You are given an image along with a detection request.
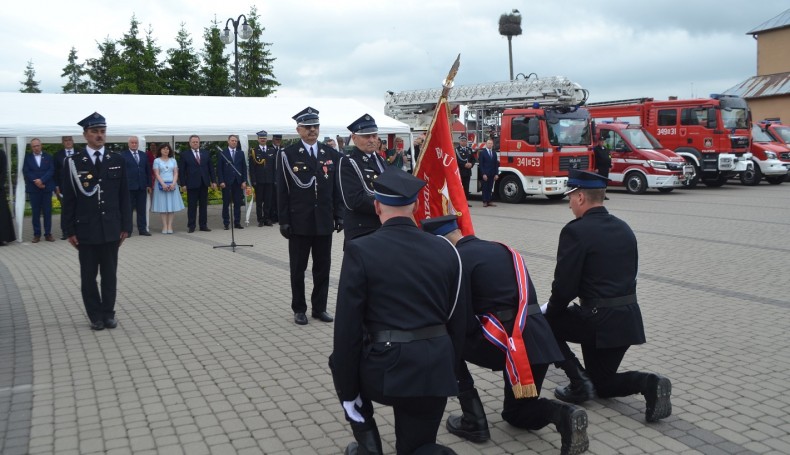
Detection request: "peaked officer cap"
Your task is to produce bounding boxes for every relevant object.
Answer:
[347,114,378,135]
[293,107,320,126]
[420,215,459,236]
[564,169,608,194]
[372,168,426,206]
[256,130,268,137]
[78,112,106,130]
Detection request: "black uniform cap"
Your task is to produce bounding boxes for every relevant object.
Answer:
[564,169,608,194]
[420,215,459,236]
[272,134,283,140]
[78,112,106,130]
[256,130,268,137]
[372,168,426,206]
[347,114,378,135]
[293,107,320,126]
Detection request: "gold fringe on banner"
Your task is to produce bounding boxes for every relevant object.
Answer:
[512,383,538,399]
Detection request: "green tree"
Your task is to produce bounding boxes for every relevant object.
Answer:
[200,18,231,97]
[238,6,279,97]
[113,15,164,94]
[61,47,90,94]
[163,24,202,95]
[86,37,121,93]
[20,60,42,93]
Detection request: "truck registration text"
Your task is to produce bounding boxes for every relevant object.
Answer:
[656,127,677,135]
[517,157,541,168]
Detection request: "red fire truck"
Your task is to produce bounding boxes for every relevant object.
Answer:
[587,95,753,188]
[742,123,788,185]
[385,76,594,202]
[594,121,693,194]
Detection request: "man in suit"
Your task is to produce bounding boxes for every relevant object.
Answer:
[337,114,387,241]
[180,135,216,232]
[277,107,343,325]
[455,136,476,205]
[478,139,499,207]
[22,138,56,242]
[61,112,132,331]
[249,130,278,227]
[54,136,79,239]
[545,170,672,423]
[330,169,465,455]
[121,136,152,236]
[218,134,247,230]
[422,215,589,455]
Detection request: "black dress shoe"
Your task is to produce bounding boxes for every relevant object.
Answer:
[264,219,273,226]
[90,320,105,331]
[224,225,230,230]
[294,312,308,325]
[258,221,264,227]
[312,311,334,323]
[235,224,244,229]
[60,234,67,240]
[643,374,672,422]
[554,376,596,404]
[140,231,152,236]
[104,318,118,329]
[199,227,212,232]
[188,227,196,233]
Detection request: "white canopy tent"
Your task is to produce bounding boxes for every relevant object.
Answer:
[0,92,411,241]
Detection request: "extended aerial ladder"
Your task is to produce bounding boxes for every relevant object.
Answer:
[385,75,590,132]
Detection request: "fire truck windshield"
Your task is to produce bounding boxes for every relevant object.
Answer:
[752,125,774,142]
[548,119,590,146]
[721,108,748,129]
[773,126,790,144]
[644,130,664,149]
[621,128,654,149]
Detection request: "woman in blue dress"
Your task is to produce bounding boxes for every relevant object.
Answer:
[151,144,184,234]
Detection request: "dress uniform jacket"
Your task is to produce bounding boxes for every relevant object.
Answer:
[546,206,646,348]
[249,145,278,185]
[277,142,343,236]
[337,147,386,239]
[61,151,132,243]
[455,145,476,177]
[332,217,465,402]
[456,236,563,370]
[54,148,80,191]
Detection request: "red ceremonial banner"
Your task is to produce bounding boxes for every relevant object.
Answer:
[413,99,475,236]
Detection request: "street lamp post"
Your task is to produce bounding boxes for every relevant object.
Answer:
[498,9,522,81]
[220,14,253,96]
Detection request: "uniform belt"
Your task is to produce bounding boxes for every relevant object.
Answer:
[369,324,447,343]
[579,294,637,309]
[493,304,541,322]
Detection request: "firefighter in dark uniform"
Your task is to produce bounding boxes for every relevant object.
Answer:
[249,130,278,227]
[593,134,612,200]
[277,107,343,326]
[61,112,132,331]
[545,169,672,423]
[330,169,465,455]
[337,114,387,241]
[269,134,283,223]
[422,215,589,455]
[455,136,476,205]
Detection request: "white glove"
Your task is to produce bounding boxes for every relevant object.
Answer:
[342,395,365,423]
[540,302,549,314]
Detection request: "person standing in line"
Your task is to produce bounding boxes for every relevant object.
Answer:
[22,138,56,243]
[54,136,78,239]
[330,169,465,455]
[180,135,215,233]
[455,135,476,206]
[386,137,411,172]
[593,134,612,200]
[337,114,386,242]
[249,130,277,227]
[0,147,16,245]
[218,134,247,230]
[422,215,589,455]
[545,169,672,423]
[478,139,499,207]
[121,136,152,236]
[61,112,132,331]
[151,144,184,234]
[269,134,283,224]
[277,107,343,326]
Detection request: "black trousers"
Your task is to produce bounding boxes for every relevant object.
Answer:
[253,182,274,222]
[288,234,332,314]
[221,183,243,226]
[460,171,471,198]
[28,191,52,236]
[263,183,275,222]
[457,357,553,431]
[549,310,644,398]
[187,184,209,229]
[353,389,447,455]
[128,188,148,232]
[78,241,120,323]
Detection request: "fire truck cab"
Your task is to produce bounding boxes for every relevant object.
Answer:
[594,122,693,194]
[742,123,789,185]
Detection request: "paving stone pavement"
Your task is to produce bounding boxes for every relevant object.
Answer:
[1,181,789,455]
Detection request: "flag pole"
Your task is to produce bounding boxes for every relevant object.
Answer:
[414,54,460,174]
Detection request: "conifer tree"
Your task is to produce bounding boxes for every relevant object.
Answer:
[238,6,279,97]
[200,18,231,97]
[20,60,42,93]
[163,24,202,95]
[61,47,90,94]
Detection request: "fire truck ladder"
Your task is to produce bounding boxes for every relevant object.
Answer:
[385,76,590,124]
[586,97,653,107]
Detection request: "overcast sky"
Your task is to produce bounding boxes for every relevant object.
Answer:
[1,0,787,111]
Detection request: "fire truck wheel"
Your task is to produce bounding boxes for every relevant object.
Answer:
[739,165,761,186]
[498,175,525,203]
[624,172,648,194]
[765,175,785,185]
[681,164,700,189]
[657,188,674,193]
